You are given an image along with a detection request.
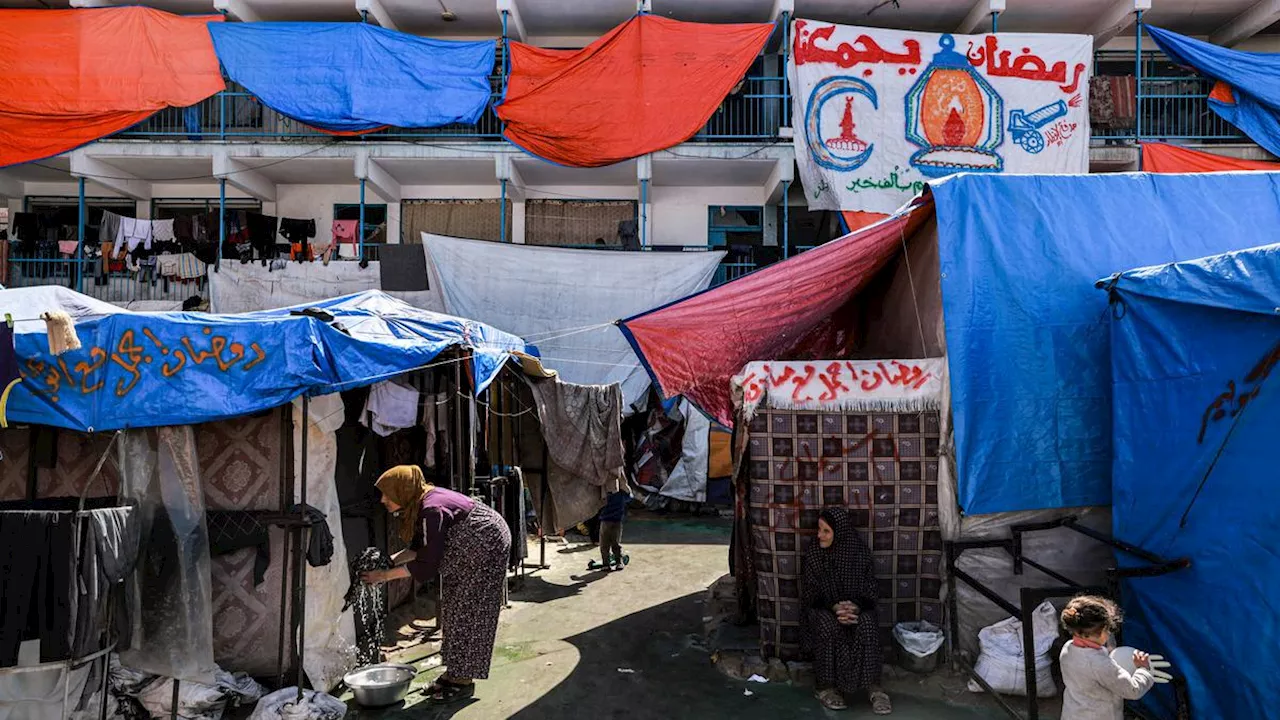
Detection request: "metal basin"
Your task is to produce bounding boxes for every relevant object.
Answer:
[344,663,416,707]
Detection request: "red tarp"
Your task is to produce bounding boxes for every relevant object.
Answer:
[1142,141,1280,173]
[496,15,773,168]
[620,201,933,426]
[0,8,224,168]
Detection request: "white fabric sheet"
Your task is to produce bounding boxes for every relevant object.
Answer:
[208,261,441,314]
[292,395,358,692]
[422,232,724,408]
[361,381,419,437]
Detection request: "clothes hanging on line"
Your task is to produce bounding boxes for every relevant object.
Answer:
[73,506,140,657]
[280,218,316,262]
[116,216,152,253]
[207,505,333,587]
[151,218,175,244]
[362,381,420,437]
[0,510,74,667]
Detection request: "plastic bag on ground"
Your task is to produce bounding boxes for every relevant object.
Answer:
[248,688,347,720]
[110,655,265,720]
[894,620,946,658]
[967,600,1059,697]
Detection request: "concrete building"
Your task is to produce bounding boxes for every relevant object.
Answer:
[1,0,1279,305]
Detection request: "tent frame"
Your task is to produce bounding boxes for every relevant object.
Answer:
[946,517,1192,720]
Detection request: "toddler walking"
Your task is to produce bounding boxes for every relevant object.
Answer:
[1058,596,1155,720]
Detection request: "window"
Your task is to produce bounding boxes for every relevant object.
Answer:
[708,206,775,285]
[525,200,636,247]
[334,203,388,244]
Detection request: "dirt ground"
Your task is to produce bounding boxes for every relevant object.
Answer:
[346,514,1021,720]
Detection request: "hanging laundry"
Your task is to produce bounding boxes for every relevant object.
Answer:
[0,8,225,168]
[206,23,494,133]
[497,15,773,167]
[151,218,176,244]
[280,218,316,262]
[245,212,279,261]
[0,511,75,666]
[116,216,152,254]
[329,220,360,261]
[362,381,420,437]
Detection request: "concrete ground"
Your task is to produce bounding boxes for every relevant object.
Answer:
[349,514,1009,720]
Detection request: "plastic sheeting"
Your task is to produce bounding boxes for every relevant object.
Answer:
[3,287,531,431]
[1106,243,1280,720]
[0,664,90,720]
[423,232,722,408]
[207,23,494,133]
[207,261,441,314]
[929,172,1280,513]
[496,15,773,167]
[1146,26,1280,157]
[620,205,931,426]
[118,425,216,683]
[292,395,357,691]
[1142,141,1280,173]
[0,8,224,168]
[657,400,711,503]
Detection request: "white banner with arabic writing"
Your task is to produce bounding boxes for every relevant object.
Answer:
[789,20,1091,213]
[732,358,945,418]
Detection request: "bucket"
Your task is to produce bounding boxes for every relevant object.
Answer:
[893,621,945,674]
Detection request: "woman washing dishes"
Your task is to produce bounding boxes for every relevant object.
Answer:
[802,507,892,714]
[360,466,512,703]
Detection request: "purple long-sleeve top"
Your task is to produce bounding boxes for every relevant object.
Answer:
[405,487,475,582]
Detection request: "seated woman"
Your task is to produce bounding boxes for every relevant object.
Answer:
[801,507,892,714]
[360,466,512,703]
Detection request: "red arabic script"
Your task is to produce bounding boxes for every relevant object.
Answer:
[794,20,922,68]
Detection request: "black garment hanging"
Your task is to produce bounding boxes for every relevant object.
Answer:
[0,511,75,666]
[73,507,140,657]
[344,547,392,666]
[245,212,280,262]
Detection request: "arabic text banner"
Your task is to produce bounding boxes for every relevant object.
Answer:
[789,20,1091,213]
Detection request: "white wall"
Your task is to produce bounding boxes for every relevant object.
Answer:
[650,186,769,247]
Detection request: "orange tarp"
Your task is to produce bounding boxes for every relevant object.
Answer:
[496,15,773,168]
[0,8,224,168]
[1142,142,1280,173]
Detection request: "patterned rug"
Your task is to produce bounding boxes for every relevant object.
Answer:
[745,409,943,660]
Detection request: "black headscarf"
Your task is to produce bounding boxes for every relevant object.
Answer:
[802,507,878,612]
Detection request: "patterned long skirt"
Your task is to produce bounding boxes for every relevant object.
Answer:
[440,502,512,679]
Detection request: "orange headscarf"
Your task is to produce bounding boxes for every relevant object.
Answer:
[375,465,430,542]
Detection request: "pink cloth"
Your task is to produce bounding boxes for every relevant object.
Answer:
[58,241,79,256]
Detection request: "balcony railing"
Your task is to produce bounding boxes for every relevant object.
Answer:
[7,255,207,305]
[116,70,792,143]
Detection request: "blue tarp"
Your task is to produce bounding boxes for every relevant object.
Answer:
[930,172,1280,513]
[4,288,533,432]
[1145,26,1280,157]
[1104,244,1280,720]
[207,23,494,132]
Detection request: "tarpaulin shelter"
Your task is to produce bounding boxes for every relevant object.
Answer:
[5,287,533,432]
[421,233,724,503]
[207,23,495,133]
[0,7,225,168]
[1104,244,1280,720]
[1143,141,1280,173]
[1146,25,1280,157]
[496,14,773,167]
[623,171,1280,652]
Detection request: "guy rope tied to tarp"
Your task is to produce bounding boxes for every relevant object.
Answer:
[207,23,495,133]
[0,7,225,168]
[496,15,774,167]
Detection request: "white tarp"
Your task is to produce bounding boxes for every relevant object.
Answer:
[207,262,440,314]
[790,20,1091,213]
[422,233,724,408]
[292,395,357,692]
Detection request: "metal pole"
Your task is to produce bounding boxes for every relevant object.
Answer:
[76,178,85,293]
[359,178,366,261]
[295,395,310,700]
[639,178,648,247]
[1135,11,1144,160]
[217,179,226,272]
[782,179,790,259]
[991,11,999,33]
[500,179,508,242]
[780,10,790,129]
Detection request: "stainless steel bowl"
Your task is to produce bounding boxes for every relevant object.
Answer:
[344,663,416,707]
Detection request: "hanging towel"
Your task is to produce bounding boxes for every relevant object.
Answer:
[151,218,175,244]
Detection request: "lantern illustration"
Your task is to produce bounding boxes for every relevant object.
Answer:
[905,34,1004,177]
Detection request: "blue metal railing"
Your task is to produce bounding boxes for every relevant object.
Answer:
[117,68,792,143]
[7,254,208,304]
[1093,49,1246,143]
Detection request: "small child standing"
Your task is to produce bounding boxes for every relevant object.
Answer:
[1058,596,1155,720]
[596,490,631,571]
